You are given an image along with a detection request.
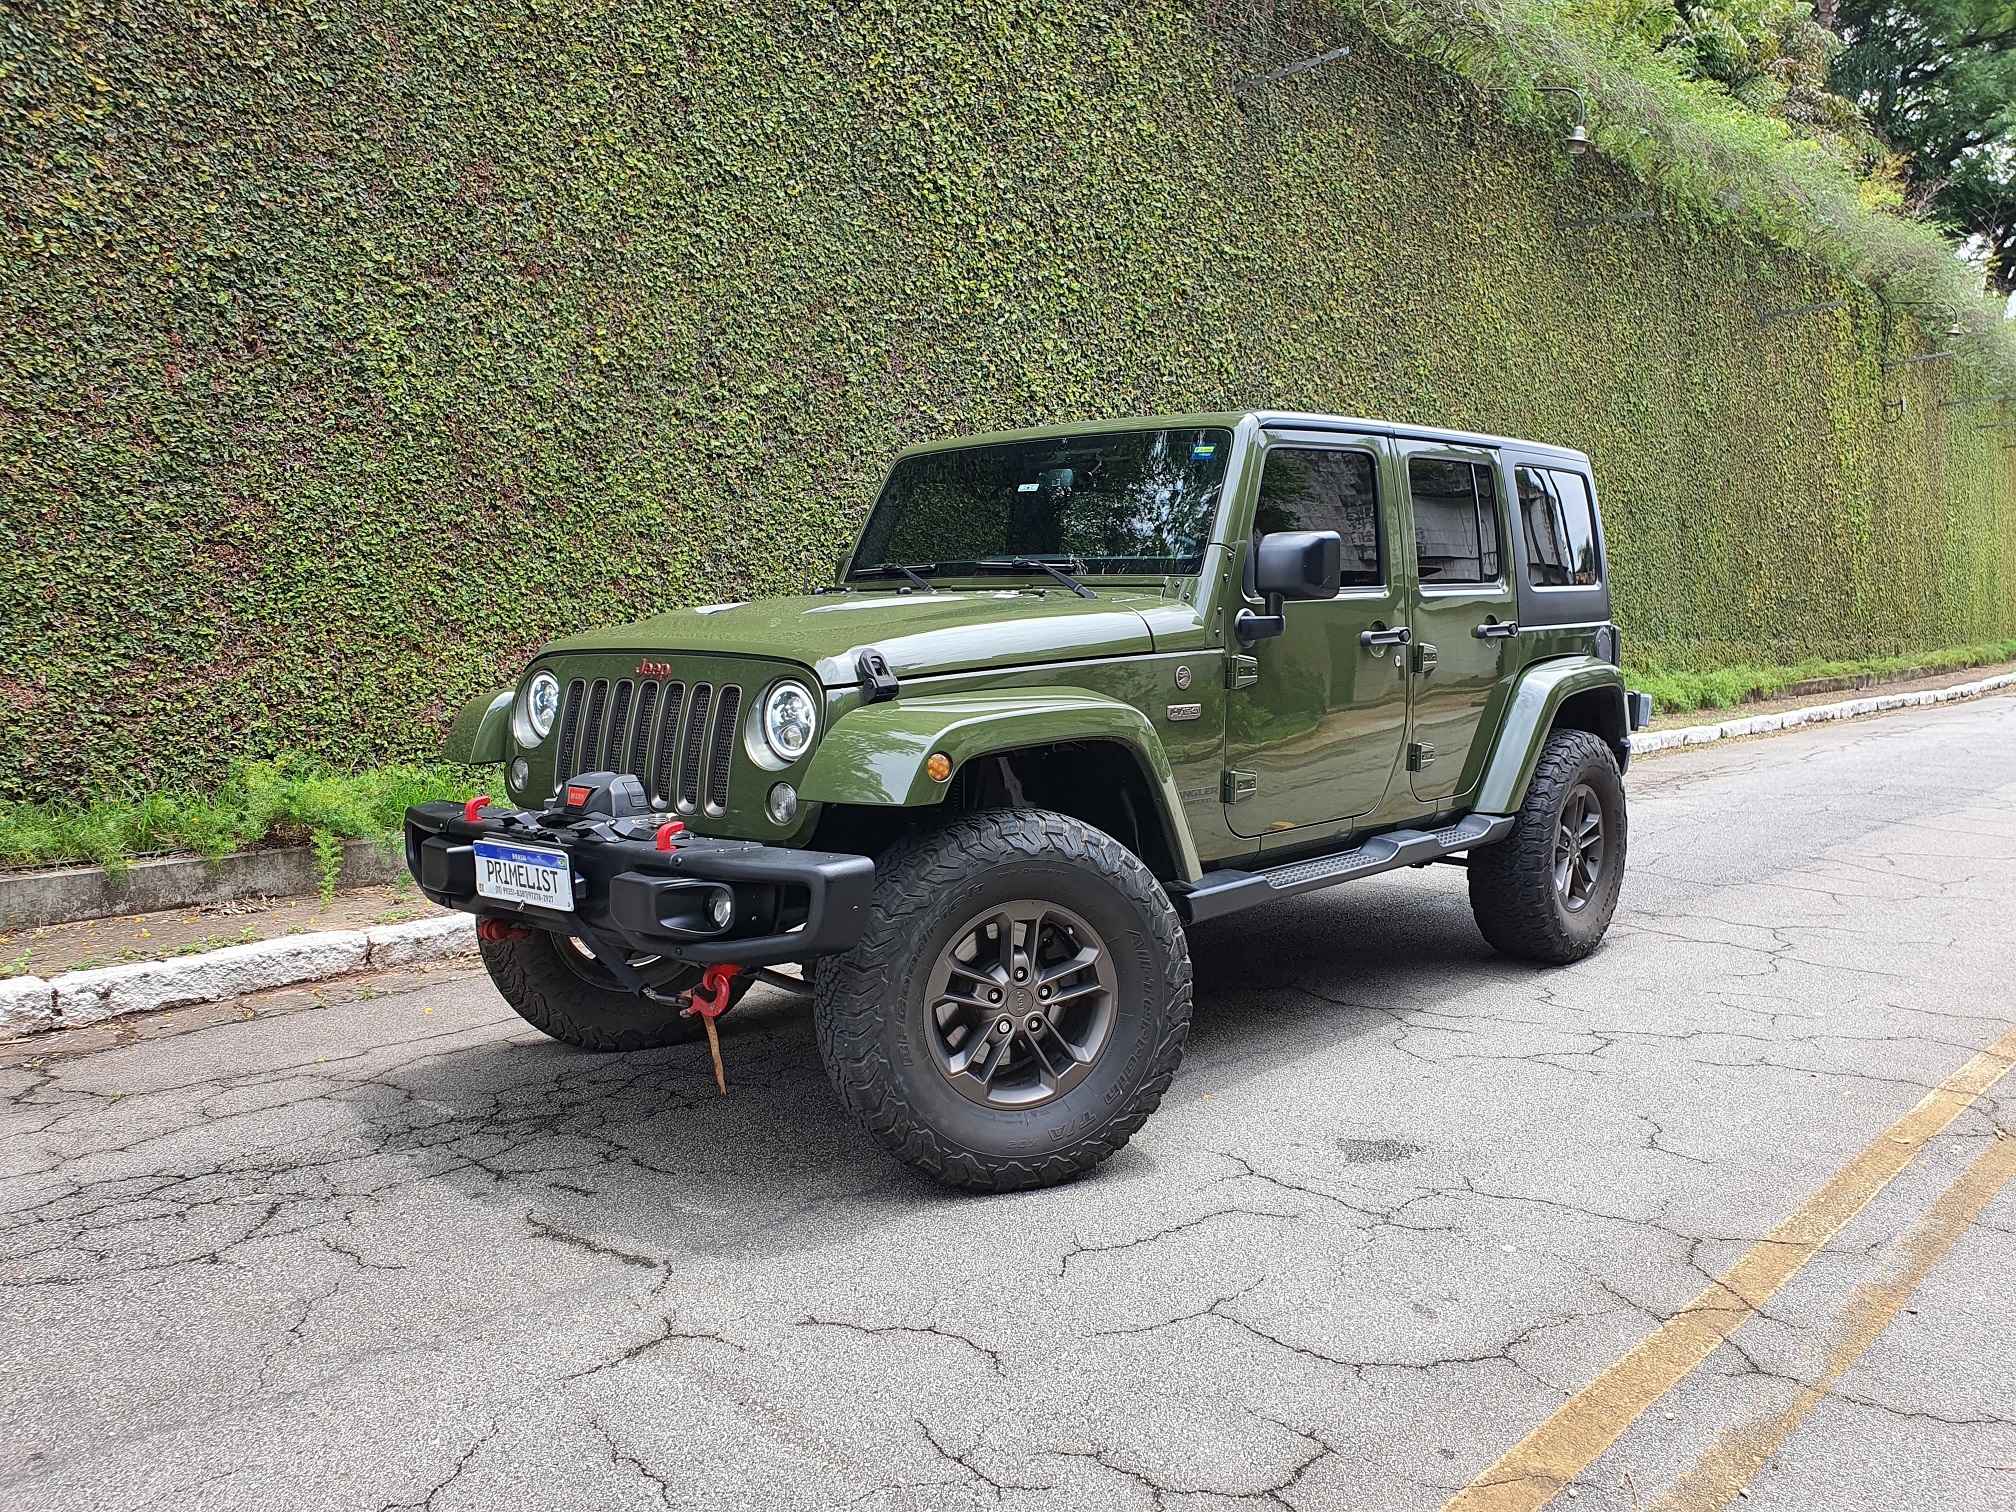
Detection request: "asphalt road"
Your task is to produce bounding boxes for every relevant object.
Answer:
[4,695,2014,1512]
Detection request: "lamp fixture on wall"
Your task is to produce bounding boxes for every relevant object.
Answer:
[1531,86,1589,153]
[1484,84,1591,156]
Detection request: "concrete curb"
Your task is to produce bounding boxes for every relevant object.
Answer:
[0,839,405,932]
[1629,670,2016,757]
[0,914,477,1040]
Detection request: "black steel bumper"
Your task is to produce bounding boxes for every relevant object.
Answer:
[403,801,876,969]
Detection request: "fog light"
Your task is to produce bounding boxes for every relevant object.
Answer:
[766,782,798,825]
[709,891,735,929]
[509,757,530,793]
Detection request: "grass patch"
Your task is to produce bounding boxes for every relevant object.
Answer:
[0,759,478,874]
[1629,639,2016,715]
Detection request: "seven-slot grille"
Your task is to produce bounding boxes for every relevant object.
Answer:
[551,674,744,814]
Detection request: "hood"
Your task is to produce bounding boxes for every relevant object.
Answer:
[542,588,1169,687]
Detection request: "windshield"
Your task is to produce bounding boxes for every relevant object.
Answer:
[850,427,1234,580]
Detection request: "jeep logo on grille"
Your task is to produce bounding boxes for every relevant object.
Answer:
[636,660,674,678]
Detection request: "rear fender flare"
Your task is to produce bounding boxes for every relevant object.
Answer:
[1473,657,1629,814]
[798,688,1201,880]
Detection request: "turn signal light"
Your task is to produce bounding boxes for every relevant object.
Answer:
[926,752,952,783]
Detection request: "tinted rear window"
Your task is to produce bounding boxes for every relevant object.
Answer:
[1410,459,1501,585]
[1516,467,1600,587]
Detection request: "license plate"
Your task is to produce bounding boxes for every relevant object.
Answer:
[473,840,574,912]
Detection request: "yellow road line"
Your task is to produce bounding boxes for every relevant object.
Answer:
[1440,1023,2016,1512]
[1646,1124,2016,1511]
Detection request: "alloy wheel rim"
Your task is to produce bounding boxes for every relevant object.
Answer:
[1553,783,1606,912]
[925,900,1118,1109]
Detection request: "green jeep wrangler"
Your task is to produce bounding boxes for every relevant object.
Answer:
[407,412,1648,1190]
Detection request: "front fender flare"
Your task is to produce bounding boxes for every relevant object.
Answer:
[445,688,513,765]
[1473,656,1628,814]
[799,688,1201,880]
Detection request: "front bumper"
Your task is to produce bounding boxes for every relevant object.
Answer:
[404,801,875,970]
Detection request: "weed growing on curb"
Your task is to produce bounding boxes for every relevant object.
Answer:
[1629,638,2016,714]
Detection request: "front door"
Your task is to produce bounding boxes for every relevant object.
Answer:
[1224,436,1410,837]
[1399,443,1518,803]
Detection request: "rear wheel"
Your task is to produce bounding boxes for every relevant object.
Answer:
[814,808,1191,1191]
[1468,729,1627,964]
[480,930,727,1051]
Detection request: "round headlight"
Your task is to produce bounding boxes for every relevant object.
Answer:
[519,671,562,745]
[762,681,818,762]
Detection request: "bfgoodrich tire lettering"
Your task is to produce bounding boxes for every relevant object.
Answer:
[814,808,1193,1192]
[480,930,711,1051]
[1467,729,1627,964]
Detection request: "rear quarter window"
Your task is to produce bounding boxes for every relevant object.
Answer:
[1516,467,1601,587]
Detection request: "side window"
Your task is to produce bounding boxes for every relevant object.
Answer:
[1516,467,1600,587]
[1410,458,1502,585]
[1253,447,1382,588]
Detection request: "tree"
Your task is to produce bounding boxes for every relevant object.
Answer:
[1829,0,2016,292]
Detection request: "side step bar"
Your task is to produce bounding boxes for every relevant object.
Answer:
[1172,812,1515,925]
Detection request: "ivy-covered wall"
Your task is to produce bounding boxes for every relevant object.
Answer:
[5,0,2013,798]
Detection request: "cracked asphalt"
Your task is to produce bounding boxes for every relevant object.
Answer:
[4,695,2013,1512]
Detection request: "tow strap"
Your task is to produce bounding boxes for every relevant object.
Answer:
[681,963,741,1096]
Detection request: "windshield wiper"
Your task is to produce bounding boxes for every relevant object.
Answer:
[855,562,940,593]
[975,558,1097,599]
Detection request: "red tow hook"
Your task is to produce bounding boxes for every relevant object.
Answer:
[654,820,685,851]
[681,963,741,1096]
[476,918,531,943]
[464,795,494,823]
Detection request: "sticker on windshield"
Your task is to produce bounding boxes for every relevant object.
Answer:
[1191,442,1217,460]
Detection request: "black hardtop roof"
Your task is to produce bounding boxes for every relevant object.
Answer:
[1252,410,1591,464]
[893,411,1591,466]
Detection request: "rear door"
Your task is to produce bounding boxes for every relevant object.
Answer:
[1224,432,1410,837]
[1400,442,1518,804]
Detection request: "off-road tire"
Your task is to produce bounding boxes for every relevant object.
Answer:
[480,930,710,1052]
[814,808,1192,1192]
[1468,729,1627,965]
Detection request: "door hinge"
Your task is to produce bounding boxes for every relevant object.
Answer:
[1222,769,1258,804]
[1226,654,1259,690]
[1411,642,1439,676]
[1407,742,1436,772]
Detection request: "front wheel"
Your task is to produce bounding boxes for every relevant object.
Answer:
[1467,729,1627,964]
[814,808,1192,1191]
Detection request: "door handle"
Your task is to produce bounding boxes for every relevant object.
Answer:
[1473,620,1519,639]
[1359,625,1412,648]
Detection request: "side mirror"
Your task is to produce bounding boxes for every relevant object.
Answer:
[1236,531,1341,644]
